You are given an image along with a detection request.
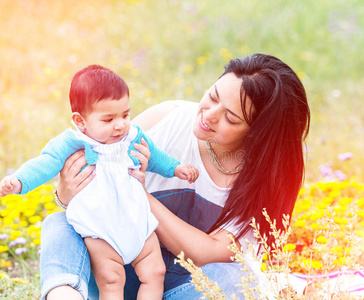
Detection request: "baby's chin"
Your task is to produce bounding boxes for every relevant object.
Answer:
[104,135,125,144]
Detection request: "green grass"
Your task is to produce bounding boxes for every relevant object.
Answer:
[0,0,363,181]
[0,0,363,297]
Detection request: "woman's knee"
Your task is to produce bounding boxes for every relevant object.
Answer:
[42,211,67,230]
[40,211,91,290]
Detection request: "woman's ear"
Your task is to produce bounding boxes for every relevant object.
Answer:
[72,112,87,132]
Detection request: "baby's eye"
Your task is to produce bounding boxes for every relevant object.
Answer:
[123,113,130,119]
[103,119,113,123]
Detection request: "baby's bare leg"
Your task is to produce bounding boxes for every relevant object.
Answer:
[84,237,125,300]
[132,232,165,300]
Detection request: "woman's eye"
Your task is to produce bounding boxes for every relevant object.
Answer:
[225,114,236,124]
[209,93,218,103]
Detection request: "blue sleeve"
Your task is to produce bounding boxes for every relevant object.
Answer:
[13,129,96,194]
[128,126,180,178]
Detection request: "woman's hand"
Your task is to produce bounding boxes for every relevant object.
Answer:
[129,138,150,184]
[57,150,96,206]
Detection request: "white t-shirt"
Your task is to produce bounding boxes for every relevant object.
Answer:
[145,100,256,246]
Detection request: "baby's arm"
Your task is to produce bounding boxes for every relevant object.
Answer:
[0,176,22,197]
[174,164,199,184]
[13,129,90,194]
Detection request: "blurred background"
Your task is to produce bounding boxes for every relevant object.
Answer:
[0,0,363,181]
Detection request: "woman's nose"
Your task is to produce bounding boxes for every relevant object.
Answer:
[204,106,220,123]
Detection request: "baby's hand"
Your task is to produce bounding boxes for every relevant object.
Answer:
[0,176,22,197]
[175,164,199,184]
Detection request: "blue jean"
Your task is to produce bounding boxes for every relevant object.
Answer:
[40,212,253,299]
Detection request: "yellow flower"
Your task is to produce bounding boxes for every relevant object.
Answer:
[43,184,54,192]
[0,246,9,253]
[338,197,353,206]
[0,259,11,268]
[109,55,119,64]
[355,230,364,238]
[131,69,139,77]
[357,198,364,209]
[11,224,19,230]
[219,48,232,60]
[323,197,334,204]
[196,56,207,65]
[260,263,267,271]
[184,87,194,96]
[333,257,347,265]
[173,78,182,86]
[23,209,35,217]
[11,277,29,284]
[10,230,22,240]
[183,64,193,73]
[311,223,319,230]
[329,190,340,198]
[124,60,134,69]
[283,244,296,252]
[41,194,53,203]
[317,203,328,210]
[334,206,346,213]
[33,238,41,245]
[44,202,56,211]
[356,210,364,219]
[143,89,154,99]
[310,260,323,269]
[29,216,42,224]
[297,71,306,80]
[310,212,324,221]
[2,216,13,225]
[294,220,306,228]
[20,220,28,228]
[316,236,327,244]
[331,246,344,255]
[334,217,348,225]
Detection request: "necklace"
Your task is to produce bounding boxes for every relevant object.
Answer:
[204,140,243,175]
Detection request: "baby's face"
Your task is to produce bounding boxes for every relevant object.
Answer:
[82,95,131,144]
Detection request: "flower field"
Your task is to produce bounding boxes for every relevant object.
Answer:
[0,184,61,297]
[1,0,364,298]
[1,163,363,297]
[288,178,364,274]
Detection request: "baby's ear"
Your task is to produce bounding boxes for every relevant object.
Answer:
[72,112,86,131]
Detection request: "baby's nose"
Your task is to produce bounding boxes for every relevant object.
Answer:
[114,121,125,130]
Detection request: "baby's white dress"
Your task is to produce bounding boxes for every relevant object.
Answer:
[67,126,159,264]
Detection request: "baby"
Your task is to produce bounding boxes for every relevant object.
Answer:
[0,65,199,299]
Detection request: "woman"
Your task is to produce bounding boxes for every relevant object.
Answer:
[40,53,310,299]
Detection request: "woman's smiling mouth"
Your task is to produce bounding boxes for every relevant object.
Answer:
[199,113,214,132]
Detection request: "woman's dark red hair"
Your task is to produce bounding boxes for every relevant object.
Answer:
[209,54,310,248]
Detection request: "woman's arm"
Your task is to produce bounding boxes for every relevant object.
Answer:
[133,101,239,265]
[130,135,238,266]
[57,150,96,206]
[147,192,239,266]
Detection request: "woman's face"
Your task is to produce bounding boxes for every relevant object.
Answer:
[193,72,252,151]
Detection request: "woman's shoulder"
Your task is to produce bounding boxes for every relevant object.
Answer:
[132,100,198,131]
